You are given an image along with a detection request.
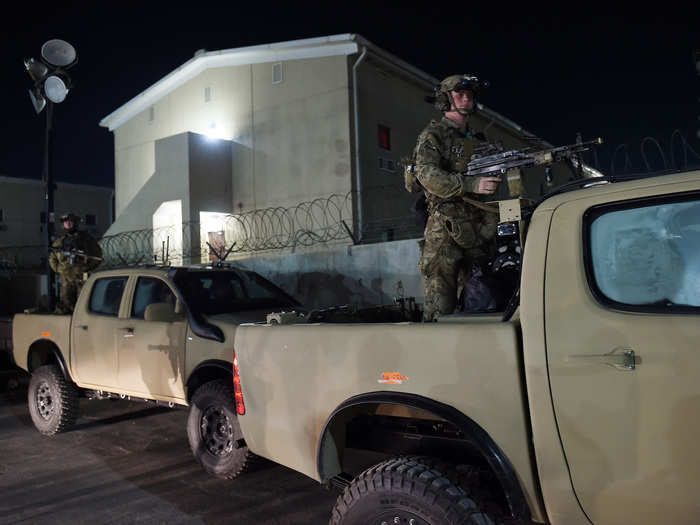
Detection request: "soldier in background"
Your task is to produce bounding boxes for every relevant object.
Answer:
[414,74,502,321]
[49,213,102,313]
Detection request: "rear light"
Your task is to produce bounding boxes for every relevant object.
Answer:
[232,353,246,415]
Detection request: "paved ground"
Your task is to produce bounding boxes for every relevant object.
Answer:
[0,366,338,525]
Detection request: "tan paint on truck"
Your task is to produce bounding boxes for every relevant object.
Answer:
[233,319,543,520]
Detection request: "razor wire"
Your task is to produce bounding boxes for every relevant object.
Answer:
[605,129,700,176]
[98,192,357,268]
[9,130,700,271]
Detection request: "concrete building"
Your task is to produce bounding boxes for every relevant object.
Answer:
[0,175,113,261]
[99,34,559,307]
[0,175,113,314]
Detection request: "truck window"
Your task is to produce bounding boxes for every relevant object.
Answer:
[131,277,176,319]
[173,270,298,315]
[585,193,700,312]
[89,277,128,316]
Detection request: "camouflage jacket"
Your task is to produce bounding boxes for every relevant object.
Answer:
[414,117,497,214]
[49,230,102,279]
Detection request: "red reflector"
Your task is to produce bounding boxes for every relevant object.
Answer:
[232,354,245,415]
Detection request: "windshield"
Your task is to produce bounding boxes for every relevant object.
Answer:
[174,270,299,315]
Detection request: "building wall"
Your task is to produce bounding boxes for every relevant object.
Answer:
[106,134,192,234]
[237,238,423,310]
[111,55,353,225]
[355,59,437,242]
[0,176,112,248]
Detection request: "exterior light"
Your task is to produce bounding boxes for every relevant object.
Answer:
[41,39,77,67]
[24,39,77,114]
[44,74,70,103]
[24,58,49,82]
[28,85,46,114]
[23,38,78,311]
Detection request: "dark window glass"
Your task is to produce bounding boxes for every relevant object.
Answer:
[174,270,298,315]
[40,212,46,223]
[0,209,4,222]
[89,277,127,316]
[85,214,96,226]
[131,277,176,319]
[378,125,391,150]
[586,193,700,312]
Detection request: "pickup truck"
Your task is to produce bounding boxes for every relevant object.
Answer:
[11,264,300,477]
[224,170,700,524]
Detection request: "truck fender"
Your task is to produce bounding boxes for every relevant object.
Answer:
[27,339,71,382]
[185,359,232,402]
[317,391,531,522]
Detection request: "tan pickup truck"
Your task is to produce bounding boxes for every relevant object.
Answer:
[11,264,299,477]
[223,170,700,524]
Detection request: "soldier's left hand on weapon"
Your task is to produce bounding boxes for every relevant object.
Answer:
[475,176,501,195]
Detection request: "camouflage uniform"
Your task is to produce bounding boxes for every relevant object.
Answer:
[49,227,102,313]
[416,117,498,321]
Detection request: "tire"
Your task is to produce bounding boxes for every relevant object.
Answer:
[330,456,503,525]
[187,379,255,479]
[27,364,79,435]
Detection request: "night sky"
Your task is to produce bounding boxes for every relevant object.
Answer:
[2,3,699,189]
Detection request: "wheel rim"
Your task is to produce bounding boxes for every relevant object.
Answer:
[200,405,234,456]
[35,380,54,420]
[372,512,428,525]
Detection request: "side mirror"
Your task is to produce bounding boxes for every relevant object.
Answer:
[144,302,180,322]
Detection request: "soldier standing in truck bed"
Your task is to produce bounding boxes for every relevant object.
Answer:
[49,213,102,313]
[414,74,502,321]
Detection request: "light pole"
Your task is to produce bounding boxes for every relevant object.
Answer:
[695,49,700,141]
[24,39,77,311]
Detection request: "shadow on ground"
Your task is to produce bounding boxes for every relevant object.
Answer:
[0,364,337,524]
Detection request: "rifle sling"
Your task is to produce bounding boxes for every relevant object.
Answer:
[462,195,500,214]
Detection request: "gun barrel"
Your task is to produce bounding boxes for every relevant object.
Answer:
[465,137,604,177]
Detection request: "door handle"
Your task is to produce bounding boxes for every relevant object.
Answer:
[569,348,641,371]
[119,327,135,338]
[76,325,88,330]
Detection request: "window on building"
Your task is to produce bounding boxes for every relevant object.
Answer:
[148,106,155,122]
[378,157,396,173]
[585,193,700,312]
[272,62,284,84]
[378,125,391,150]
[204,86,212,103]
[85,214,96,226]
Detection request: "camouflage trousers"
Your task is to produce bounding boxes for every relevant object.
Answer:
[57,277,84,314]
[419,204,498,321]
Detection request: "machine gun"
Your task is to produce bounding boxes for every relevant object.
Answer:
[457,137,604,315]
[49,247,103,266]
[466,137,604,196]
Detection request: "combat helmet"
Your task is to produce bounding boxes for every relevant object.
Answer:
[59,212,81,224]
[434,74,489,112]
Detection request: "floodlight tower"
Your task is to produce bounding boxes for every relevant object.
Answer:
[695,49,700,140]
[24,39,77,311]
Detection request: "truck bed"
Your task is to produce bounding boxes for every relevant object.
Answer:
[233,319,531,488]
[12,313,71,372]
